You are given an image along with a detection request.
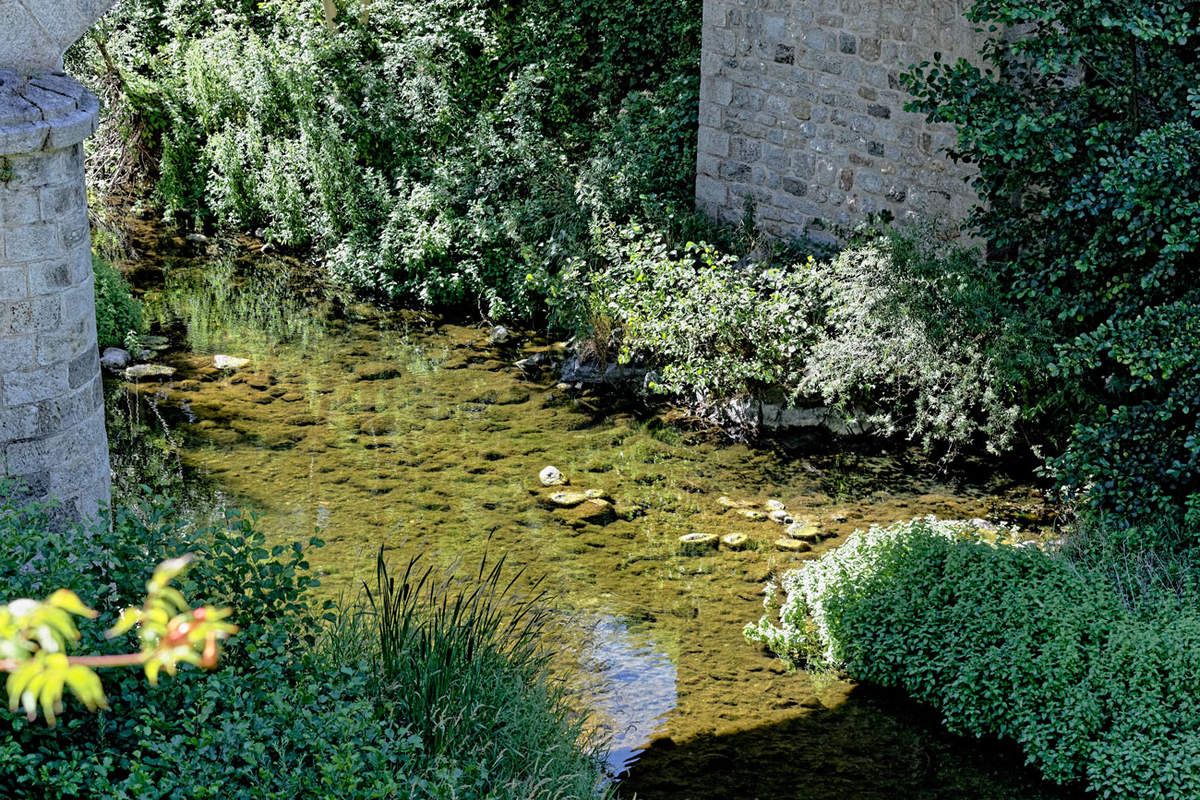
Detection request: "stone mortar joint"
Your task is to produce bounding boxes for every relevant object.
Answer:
[0,71,99,155]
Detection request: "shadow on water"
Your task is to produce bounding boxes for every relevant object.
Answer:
[618,682,1088,800]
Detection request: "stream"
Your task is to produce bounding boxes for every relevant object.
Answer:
[107,226,1082,800]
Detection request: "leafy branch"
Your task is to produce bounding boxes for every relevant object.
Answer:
[0,556,237,726]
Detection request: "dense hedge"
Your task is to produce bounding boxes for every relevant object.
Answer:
[747,519,1200,798]
[0,491,606,799]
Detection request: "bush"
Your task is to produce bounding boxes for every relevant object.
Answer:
[0,490,607,799]
[904,1,1200,524]
[747,518,1200,798]
[92,255,143,349]
[595,225,1040,455]
[81,0,702,324]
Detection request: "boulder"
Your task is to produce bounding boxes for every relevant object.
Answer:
[768,509,793,525]
[717,496,757,510]
[786,520,823,543]
[124,364,176,381]
[720,533,751,551]
[100,347,131,371]
[488,325,511,345]
[775,538,812,554]
[736,509,767,522]
[546,491,590,508]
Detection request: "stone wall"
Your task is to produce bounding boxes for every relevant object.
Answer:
[697,0,983,243]
[0,71,110,521]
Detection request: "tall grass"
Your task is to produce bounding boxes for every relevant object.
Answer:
[360,548,611,799]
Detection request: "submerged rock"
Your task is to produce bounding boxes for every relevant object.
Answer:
[775,538,811,553]
[736,509,767,522]
[678,533,720,556]
[140,335,170,351]
[100,347,131,371]
[124,364,176,381]
[786,520,823,543]
[548,491,590,508]
[720,533,751,551]
[539,466,567,487]
[214,354,250,370]
[717,496,757,510]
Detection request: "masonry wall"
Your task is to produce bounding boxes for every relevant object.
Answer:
[0,72,110,522]
[697,0,983,243]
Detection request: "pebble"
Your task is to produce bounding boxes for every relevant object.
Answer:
[539,466,567,487]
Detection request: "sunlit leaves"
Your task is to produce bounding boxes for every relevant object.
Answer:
[1,557,236,726]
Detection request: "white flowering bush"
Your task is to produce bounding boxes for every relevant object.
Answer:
[747,518,1200,798]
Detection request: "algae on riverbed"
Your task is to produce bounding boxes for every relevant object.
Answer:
[110,234,1075,800]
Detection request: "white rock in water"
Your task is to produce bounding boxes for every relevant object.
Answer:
[488,326,511,344]
[768,509,793,525]
[124,364,176,381]
[185,232,210,244]
[214,354,251,370]
[765,499,787,512]
[539,466,566,487]
[100,347,131,371]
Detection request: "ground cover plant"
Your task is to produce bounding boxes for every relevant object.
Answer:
[747,518,1200,799]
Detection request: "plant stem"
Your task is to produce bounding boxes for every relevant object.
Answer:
[0,653,146,672]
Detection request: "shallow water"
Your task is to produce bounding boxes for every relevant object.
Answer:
[111,230,1081,800]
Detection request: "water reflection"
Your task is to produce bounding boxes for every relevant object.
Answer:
[571,615,677,776]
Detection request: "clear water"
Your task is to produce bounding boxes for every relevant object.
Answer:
[109,231,1081,800]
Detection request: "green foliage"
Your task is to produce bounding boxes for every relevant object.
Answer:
[92,255,143,349]
[903,1,1200,522]
[597,225,1037,456]
[0,491,606,798]
[86,0,702,324]
[748,518,1200,798]
[2,556,235,727]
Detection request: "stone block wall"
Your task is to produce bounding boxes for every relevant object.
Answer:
[0,71,109,521]
[697,0,984,243]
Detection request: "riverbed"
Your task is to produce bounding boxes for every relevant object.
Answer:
[108,229,1080,800]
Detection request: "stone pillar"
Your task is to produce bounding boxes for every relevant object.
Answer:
[0,70,109,521]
